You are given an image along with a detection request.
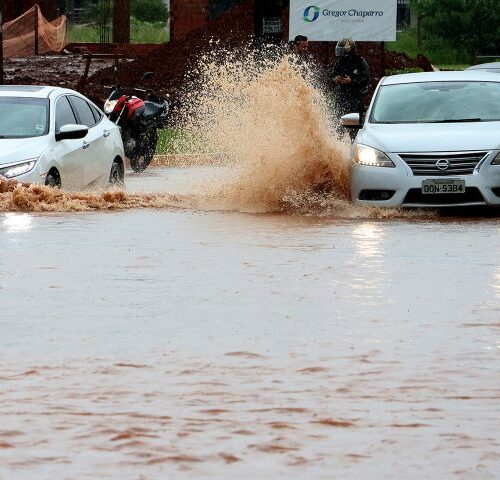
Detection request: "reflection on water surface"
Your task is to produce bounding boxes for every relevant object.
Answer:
[0,169,499,479]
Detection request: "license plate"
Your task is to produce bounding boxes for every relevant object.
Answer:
[422,179,466,194]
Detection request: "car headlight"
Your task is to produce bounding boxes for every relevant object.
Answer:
[0,159,38,179]
[354,145,395,168]
[492,152,500,165]
[104,100,118,114]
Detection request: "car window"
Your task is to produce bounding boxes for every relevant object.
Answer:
[371,81,500,123]
[90,104,103,124]
[55,96,77,133]
[68,95,97,128]
[0,97,49,138]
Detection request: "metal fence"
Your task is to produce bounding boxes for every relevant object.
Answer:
[58,0,112,42]
[96,0,111,43]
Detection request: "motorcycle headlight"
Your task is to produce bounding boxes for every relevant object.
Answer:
[354,145,395,168]
[492,152,500,165]
[104,100,118,114]
[0,159,38,178]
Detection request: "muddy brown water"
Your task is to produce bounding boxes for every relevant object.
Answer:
[1,166,499,479]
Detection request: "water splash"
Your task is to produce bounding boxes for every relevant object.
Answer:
[0,178,191,212]
[176,47,353,214]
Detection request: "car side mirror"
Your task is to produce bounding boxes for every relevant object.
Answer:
[55,124,89,141]
[341,113,361,128]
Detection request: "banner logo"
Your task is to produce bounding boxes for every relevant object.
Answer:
[303,5,321,23]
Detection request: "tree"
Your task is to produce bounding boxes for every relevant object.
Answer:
[131,0,168,23]
[411,0,500,55]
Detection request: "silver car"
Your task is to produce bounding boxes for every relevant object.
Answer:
[0,85,125,189]
[343,71,500,208]
[466,62,500,74]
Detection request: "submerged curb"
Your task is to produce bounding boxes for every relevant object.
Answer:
[150,154,221,168]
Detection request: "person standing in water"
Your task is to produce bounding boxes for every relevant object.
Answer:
[331,38,370,138]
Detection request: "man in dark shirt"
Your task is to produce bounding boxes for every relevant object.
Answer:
[331,38,370,138]
[291,35,309,55]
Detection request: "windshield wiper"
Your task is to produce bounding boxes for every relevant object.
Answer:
[432,118,482,123]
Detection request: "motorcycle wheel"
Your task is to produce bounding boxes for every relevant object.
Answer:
[129,129,158,173]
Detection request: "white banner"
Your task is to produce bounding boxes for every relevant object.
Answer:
[289,0,397,42]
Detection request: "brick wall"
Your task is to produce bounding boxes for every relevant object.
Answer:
[170,0,210,42]
[170,1,295,44]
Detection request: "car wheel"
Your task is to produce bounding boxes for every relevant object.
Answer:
[109,159,124,186]
[45,169,61,188]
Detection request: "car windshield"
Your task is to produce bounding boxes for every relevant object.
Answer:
[371,81,500,124]
[0,97,50,138]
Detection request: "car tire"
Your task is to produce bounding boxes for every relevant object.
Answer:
[45,169,61,188]
[109,159,124,186]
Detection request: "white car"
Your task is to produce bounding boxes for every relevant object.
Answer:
[343,71,500,208]
[0,85,125,189]
[466,62,500,74]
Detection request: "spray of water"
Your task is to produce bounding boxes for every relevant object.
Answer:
[0,178,191,212]
[176,46,353,214]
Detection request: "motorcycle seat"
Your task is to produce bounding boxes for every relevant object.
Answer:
[144,100,167,119]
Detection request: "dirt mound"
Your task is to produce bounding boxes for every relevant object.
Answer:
[3,55,118,91]
[385,50,434,72]
[88,0,255,104]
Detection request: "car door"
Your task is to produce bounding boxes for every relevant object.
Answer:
[89,103,113,185]
[52,95,85,190]
[68,95,109,186]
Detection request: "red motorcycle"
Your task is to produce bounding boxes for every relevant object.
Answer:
[104,72,169,172]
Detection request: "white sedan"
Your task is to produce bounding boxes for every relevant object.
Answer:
[343,71,500,208]
[466,62,500,74]
[0,85,125,189]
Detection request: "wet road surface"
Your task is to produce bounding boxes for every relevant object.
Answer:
[1,167,499,479]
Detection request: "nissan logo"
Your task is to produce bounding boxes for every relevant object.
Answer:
[436,159,450,170]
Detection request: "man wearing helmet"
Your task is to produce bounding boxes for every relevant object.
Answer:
[331,38,370,138]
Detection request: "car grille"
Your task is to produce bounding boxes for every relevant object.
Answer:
[403,187,485,206]
[399,152,488,176]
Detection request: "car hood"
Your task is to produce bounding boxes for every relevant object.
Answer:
[359,122,500,153]
[0,137,49,166]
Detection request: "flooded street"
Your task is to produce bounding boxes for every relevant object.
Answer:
[1,167,499,479]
